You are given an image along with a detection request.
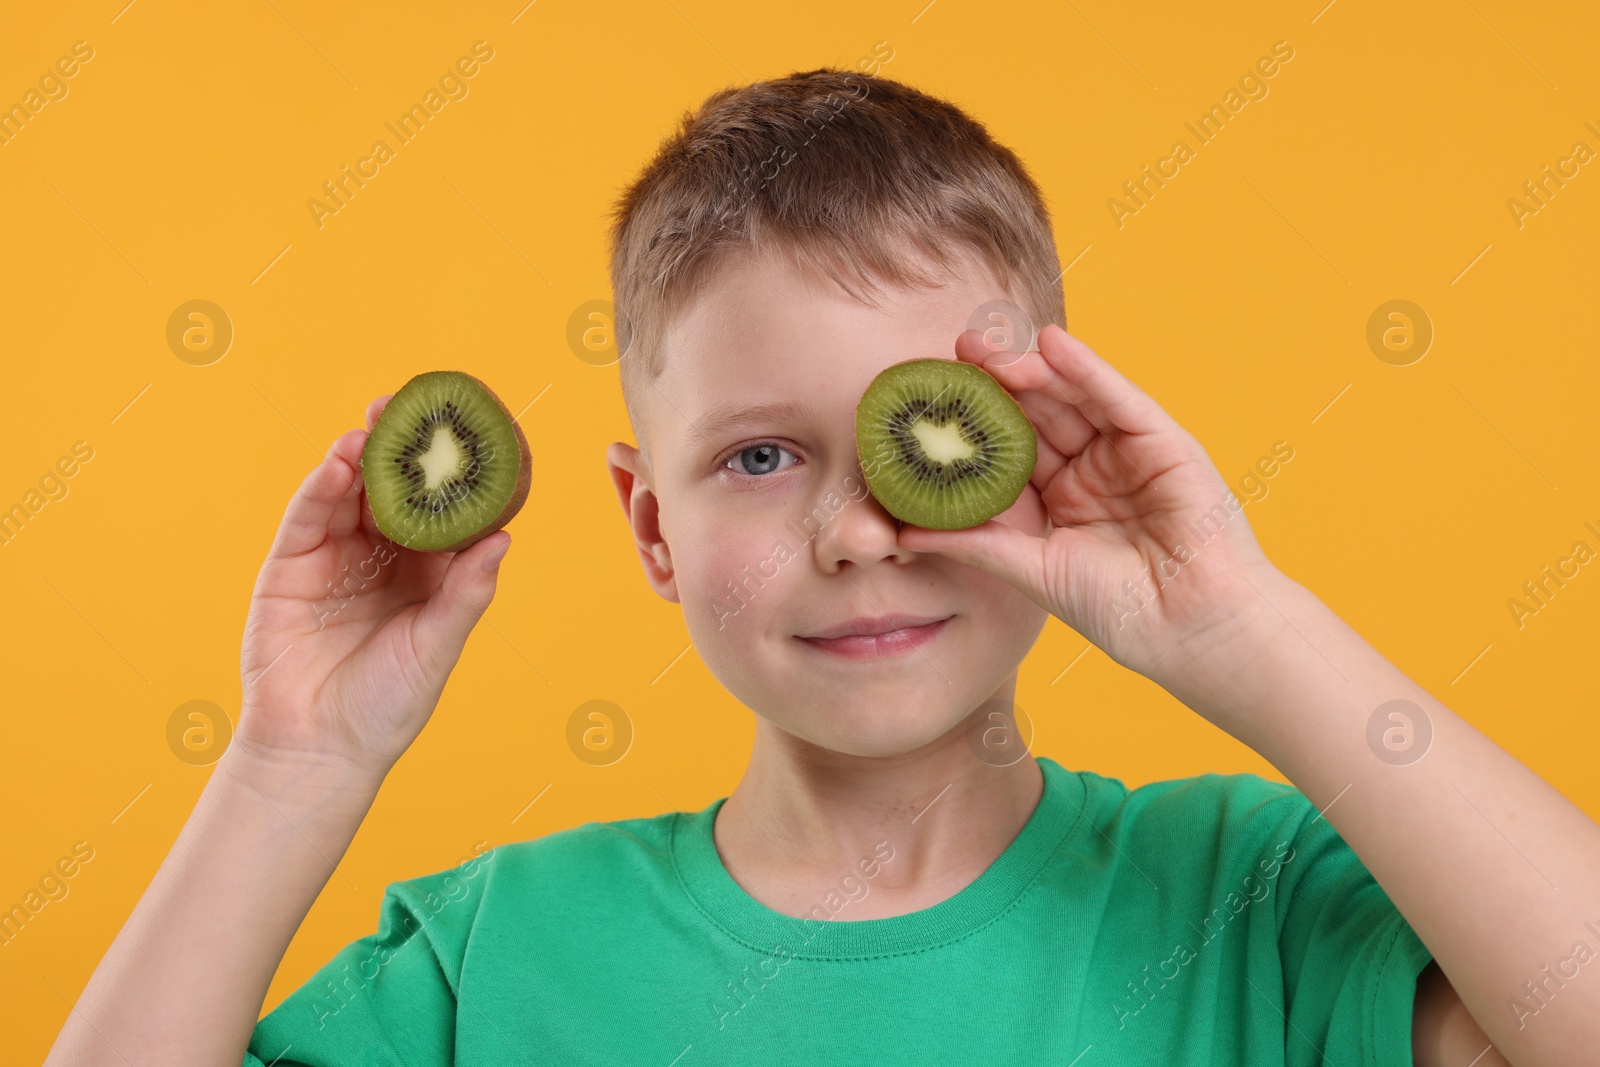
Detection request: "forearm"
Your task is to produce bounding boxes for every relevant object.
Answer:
[1160,567,1600,1065]
[46,741,385,1067]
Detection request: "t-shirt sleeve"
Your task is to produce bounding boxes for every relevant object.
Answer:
[1270,790,1435,1067]
[240,861,487,1067]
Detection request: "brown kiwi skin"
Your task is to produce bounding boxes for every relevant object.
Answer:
[370,371,532,554]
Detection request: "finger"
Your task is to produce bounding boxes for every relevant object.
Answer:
[1034,325,1177,439]
[961,326,1175,443]
[359,395,394,542]
[412,532,512,676]
[268,429,367,561]
[956,329,1099,452]
[896,518,1046,603]
[953,329,1082,493]
[1031,430,1070,498]
[327,427,374,540]
[366,394,393,432]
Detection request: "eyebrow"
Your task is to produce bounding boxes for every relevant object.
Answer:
[686,398,823,443]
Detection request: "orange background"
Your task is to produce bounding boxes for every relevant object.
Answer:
[3,0,1597,1057]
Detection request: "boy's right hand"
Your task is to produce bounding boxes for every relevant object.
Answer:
[235,394,513,781]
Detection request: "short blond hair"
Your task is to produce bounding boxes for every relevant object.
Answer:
[606,66,1065,445]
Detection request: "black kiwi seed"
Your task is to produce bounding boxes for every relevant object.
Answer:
[854,358,1036,531]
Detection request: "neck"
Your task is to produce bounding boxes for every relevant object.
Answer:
[712,694,1045,921]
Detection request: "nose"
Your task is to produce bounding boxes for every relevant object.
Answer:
[806,463,918,573]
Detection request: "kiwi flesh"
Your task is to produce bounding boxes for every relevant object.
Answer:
[361,370,531,552]
[855,358,1036,531]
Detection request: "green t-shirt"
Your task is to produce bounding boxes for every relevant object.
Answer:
[244,755,1433,1065]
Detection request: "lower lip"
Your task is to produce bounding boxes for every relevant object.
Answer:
[798,617,951,660]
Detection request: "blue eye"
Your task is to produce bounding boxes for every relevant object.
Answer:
[722,441,799,481]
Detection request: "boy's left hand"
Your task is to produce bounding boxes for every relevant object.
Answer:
[895,324,1281,690]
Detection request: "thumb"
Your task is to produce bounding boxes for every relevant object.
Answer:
[897,519,1046,599]
[413,532,511,672]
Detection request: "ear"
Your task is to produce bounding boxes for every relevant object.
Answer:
[605,441,679,603]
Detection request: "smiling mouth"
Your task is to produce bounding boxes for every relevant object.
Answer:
[796,615,953,659]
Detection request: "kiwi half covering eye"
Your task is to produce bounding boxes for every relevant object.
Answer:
[855,358,1036,531]
[361,370,532,552]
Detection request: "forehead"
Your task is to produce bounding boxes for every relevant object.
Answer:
[652,247,1007,442]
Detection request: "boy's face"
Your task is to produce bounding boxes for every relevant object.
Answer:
[606,247,1050,759]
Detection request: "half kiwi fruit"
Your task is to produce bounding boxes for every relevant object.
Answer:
[360,370,531,552]
[855,358,1036,531]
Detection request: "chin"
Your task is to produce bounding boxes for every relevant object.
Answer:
[781,704,967,761]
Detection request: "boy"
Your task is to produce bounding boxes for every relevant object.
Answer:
[49,68,1600,1066]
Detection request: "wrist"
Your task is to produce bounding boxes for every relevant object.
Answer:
[1147,562,1303,744]
[216,735,388,822]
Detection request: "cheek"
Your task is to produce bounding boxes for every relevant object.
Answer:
[692,521,799,600]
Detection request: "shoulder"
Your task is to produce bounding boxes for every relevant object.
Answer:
[488,808,681,884]
[1057,761,1320,872]
[1073,763,1313,833]
[395,806,680,884]
[380,807,689,928]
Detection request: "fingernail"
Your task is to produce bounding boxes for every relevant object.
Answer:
[482,535,510,571]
